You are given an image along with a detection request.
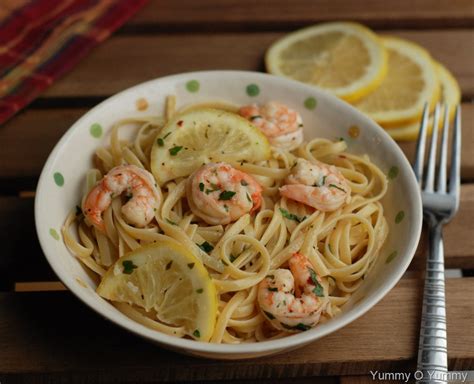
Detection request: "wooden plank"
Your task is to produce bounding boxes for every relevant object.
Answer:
[0,183,473,284]
[38,30,474,99]
[0,108,83,179]
[341,374,474,384]
[0,103,472,181]
[0,373,338,384]
[15,282,65,292]
[0,197,57,287]
[340,377,400,384]
[0,278,471,381]
[125,0,474,30]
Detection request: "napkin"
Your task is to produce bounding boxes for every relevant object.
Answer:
[0,0,148,125]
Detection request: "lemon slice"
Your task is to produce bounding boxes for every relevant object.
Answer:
[265,22,387,102]
[151,108,271,185]
[97,239,217,341]
[387,61,460,141]
[354,36,440,126]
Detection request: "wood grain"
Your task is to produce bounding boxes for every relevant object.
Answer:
[1,184,473,285]
[0,104,472,181]
[38,30,474,99]
[340,377,406,384]
[0,278,471,381]
[125,0,474,30]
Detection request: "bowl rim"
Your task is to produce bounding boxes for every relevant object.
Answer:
[35,70,423,356]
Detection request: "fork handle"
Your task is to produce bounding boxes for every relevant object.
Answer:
[417,220,448,383]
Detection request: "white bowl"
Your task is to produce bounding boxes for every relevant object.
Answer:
[35,70,422,359]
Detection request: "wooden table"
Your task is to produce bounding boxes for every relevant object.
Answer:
[1,1,473,383]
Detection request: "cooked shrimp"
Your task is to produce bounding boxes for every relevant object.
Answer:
[186,162,262,225]
[280,158,350,211]
[239,101,304,150]
[83,165,161,231]
[258,252,327,331]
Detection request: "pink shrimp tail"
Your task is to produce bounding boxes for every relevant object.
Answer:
[83,186,108,232]
[250,184,263,214]
[288,252,312,296]
[239,105,258,118]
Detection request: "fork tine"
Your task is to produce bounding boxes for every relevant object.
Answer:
[424,103,441,192]
[437,103,450,193]
[413,103,430,183]
[449,105,461,198]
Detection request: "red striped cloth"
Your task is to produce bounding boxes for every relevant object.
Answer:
[0,0,148,125]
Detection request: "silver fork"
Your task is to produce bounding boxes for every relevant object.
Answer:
[413,103,461,384]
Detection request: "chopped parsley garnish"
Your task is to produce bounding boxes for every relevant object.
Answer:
[205,183,220,194]
[199,182,204,192]
[246,193,252,202]
[196,288,203,294]
[229,254,237,263]
[218,190,236,200]
[250,115,262,120]
[313,283,324,297]
[268,287,278,292]
[193,329,200,338]
[157,133,171,147]
[197,241,214,253]
[308,267,324,297]
[279,208,304,223]
[75,205,83,217]
[308,267,318,285]
[295,323,311,331]
[122,260,138,274]
[187,263,195,269]
[165,260,173,270]
[280,322,311,331]
[263,310,275,320]
[169,146,183,156]
[165,218,177,225]
[329,184,345,192]
[240,180,248,186]
[266,274,275,279]
[338,137,345,141]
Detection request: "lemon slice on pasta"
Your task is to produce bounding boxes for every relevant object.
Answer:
[151,108,271,185]
[97,239,217,341]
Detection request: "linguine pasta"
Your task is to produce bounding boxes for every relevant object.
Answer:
[63,96,388,343]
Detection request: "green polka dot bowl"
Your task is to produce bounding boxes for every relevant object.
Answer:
[35,71,422,360]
